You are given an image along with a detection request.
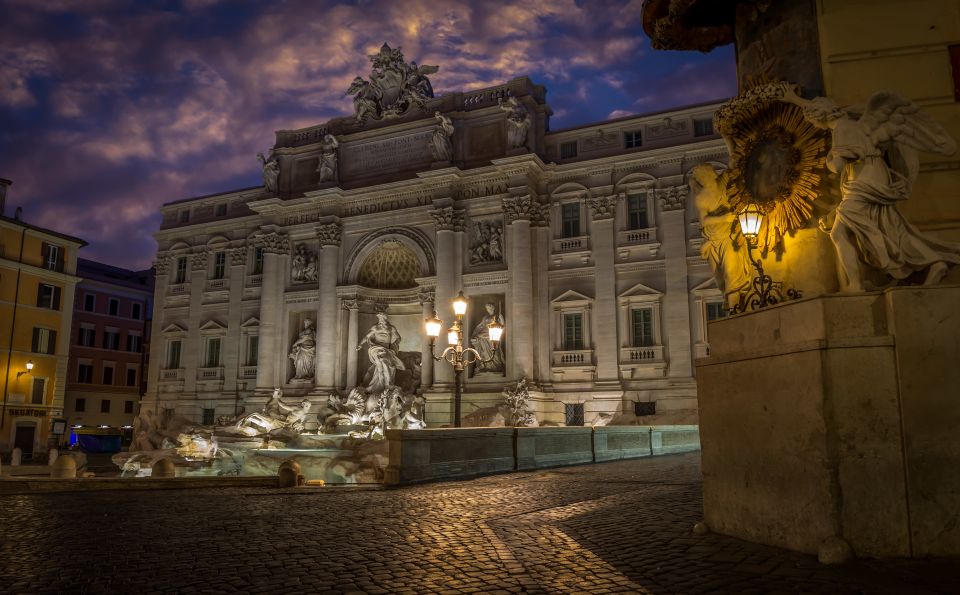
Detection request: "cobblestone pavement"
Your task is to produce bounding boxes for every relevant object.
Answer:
[1,453,957,594]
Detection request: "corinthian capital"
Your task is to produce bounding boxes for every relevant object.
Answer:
[190,250,208,272]
[229,246,248,267]
[656,185,688,212]
[316,222,342,247]
[153,254,171,276]
[429,206,465,232]
[256,232,290,254]
[589,194,620,221]
[502,194,536,224]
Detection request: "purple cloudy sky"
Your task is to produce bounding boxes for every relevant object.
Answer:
[0,0,735,270]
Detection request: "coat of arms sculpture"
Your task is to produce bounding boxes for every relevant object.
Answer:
[345,43,438,122]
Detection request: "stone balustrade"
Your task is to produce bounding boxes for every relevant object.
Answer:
[384,425,700,485]
[552,236,590,253]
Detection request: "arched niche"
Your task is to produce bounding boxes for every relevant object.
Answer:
[345,228,435,288]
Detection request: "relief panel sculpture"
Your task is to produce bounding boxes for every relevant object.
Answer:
[469,218,504,265]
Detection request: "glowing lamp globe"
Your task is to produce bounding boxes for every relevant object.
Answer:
[424,312,443,338]
[25,360,34,371]
[447,326,460,346]
[487,319,504,343]
[452,291,468,317]
[738,203,764,245]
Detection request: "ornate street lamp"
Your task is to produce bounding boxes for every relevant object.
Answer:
[425,290,504,427]
[16,360,34,379]
[732,203,801,314]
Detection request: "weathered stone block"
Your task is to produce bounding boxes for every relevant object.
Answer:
[515,427,594,470]
[383,428,514,485]
[593,426,652,462]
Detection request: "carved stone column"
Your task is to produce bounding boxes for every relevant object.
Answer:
[222,246,247,394]
[503,195,536,381]
[255,232,288,391]
[343,298,360,390]
[182,249,208,396]
[590,194,621,384]
[418,288,435,389]
[657,185,694,379]
[144,254,171,411]
[531,207,552,385]
[430,206,462,387]
[315,221,342,390]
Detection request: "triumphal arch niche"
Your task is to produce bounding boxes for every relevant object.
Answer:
[150,42,729,427]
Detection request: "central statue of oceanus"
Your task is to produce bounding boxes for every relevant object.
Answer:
[356,311,405,395]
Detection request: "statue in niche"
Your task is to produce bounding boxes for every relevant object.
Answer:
[470,303,505,374]
[234,388,312,436]
[288,319,316,380]
[470,220,503,265]
[316,134,339,183]
[257,151,280,193]
[782,88,960,291]
[291,244,318,283]
[690,164,753,308]
[356,311,405,395]
[499,97,531,149]
[430,112,454,162]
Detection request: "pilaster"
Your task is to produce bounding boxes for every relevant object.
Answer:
[255,232,288,391]
[315,221,342,389]
[344,298,360,390]
[222,247,246,393]
[418,288,435,389]
[590,194,620,384]
[182,249,207,395]
[503,195,536,381]
[657,185,693,379]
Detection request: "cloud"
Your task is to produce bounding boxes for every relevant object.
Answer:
[0,0,735,270]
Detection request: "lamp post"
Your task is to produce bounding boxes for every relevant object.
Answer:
[425,291,504,427]
[16,360,34,379]
[732,203,801,313]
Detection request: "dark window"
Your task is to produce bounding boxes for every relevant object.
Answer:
[564,403,585,426]
[103,331,120,350]
[624,130,642,148]
[247,335,259,366]
[108,298,119,316]
[131,302,142,320]
[205,337,221,367]
[212,251,226,279]
[202,408,215,425]
[126,334,142,352]
[84,294,96,312]
[36,284,61,310]
[559,140,578,160]
[562,313,584,350]
[178,210,190,223]
[102,366,114,386]
[631,308,654,347]
[31,328,56,355]
[168,340,182,368]
[31,378,45,405]
[75,397,86,412]
[42,242,64,272]
[706,301,728,321]
[215,203,227,217]
[634,401,656,416]
[952,45,960,102]
[126,368,137,387]
[124,400,135,414]
[78,327,95,347]
[100,399,110,413]
[561,203,580,238]
[175,257,188,284]
[252,247,264,275]
[627,193,649,230]
[78,364,93,384]
[694,117,714,137]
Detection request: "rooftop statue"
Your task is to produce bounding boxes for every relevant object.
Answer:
[316,134,339,183]
[257,151,279,193]
[345,43,438,123]
[782,88,960,291]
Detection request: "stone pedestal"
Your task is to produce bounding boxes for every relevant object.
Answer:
[695,286,960,558]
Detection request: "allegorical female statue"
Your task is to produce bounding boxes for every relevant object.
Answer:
[470,303,505,374]
[357,311,405,394]
[690,164,753,308]
[316,134,339,183]
[257,151,279,193]
[782,88,959,291]
[430,112,454,162]
[288,319,316,380]
[499,97,531,149]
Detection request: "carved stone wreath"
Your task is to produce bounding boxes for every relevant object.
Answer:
[718,82,828,249]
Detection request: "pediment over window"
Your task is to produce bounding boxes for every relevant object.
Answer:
[199,319,227,331]
[161,323,187,334]
[240,316,260,328]
[619,282,663,298]
[691,277,722,296]
[552,289,593,303]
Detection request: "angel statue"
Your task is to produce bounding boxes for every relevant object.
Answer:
[346,77,380,123]
[782,88,959,291]
[316,134,339,183]
[257,151,280,194]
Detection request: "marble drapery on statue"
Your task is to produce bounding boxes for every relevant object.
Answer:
[357,311,405,394]
[499,97,531,149]
[234,388,312,436]
[470,303,505,373]
[690,164,753,308]
[289,319,317,380]
[316,134,339,183]
[257,151,279,193]
[430,112,454,162]
[783,89,960,291]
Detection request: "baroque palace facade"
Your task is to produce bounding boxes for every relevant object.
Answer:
[147,46,727,426]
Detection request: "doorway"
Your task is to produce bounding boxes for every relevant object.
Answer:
[14,425,36,457]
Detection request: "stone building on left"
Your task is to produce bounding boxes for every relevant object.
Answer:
[0,179,86,459]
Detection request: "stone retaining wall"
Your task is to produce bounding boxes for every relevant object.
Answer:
[385,425,700,485]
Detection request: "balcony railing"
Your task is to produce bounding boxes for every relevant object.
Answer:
[239,365,258,379]
[198,367,224,380]
[246,274,262,287]
[618,227,657,246]
[552,236,590,254]
[168,283,189,295]
[206,278,228,291]
[619,345,664,363]
[551,349,594,367]
[160,368,184,381]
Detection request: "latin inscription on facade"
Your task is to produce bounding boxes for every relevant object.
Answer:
[341,131,433,179]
